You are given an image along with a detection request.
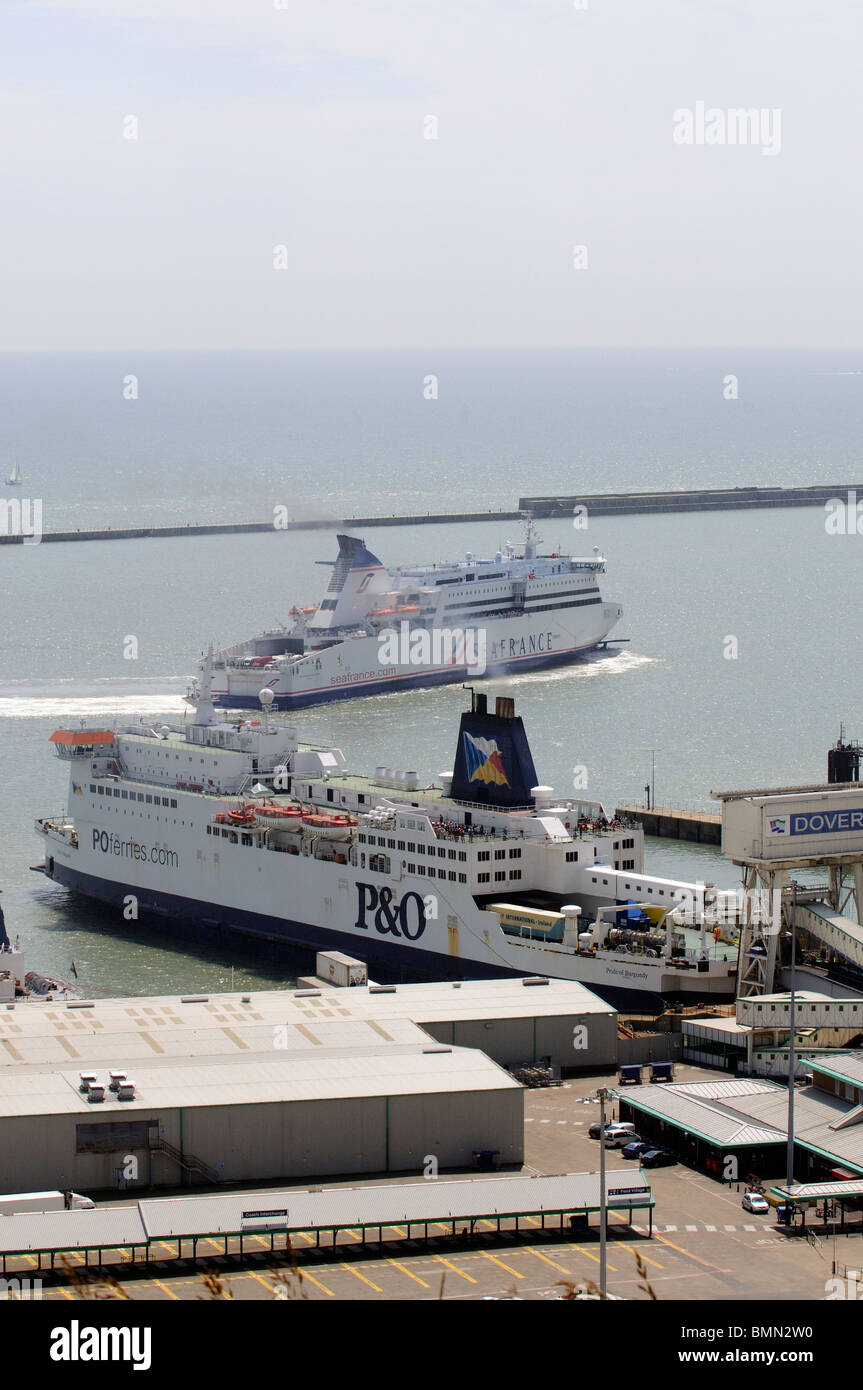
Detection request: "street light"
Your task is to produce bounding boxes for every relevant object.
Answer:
[597,1086,610,1297]
[786,880,798,1213]
[640,749,660,812]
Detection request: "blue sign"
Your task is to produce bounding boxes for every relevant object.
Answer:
[775,808,863,836]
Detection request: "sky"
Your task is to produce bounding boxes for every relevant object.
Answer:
[1,0,861,350]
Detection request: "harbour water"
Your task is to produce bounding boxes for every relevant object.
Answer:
[2,348,862,995]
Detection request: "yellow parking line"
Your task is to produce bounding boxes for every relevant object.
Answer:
[613,1242,663,1270]
[388,1259,430,1289]
[527,1248,571,1274]
[300,1271,335,1297]
[435,1257,477,1284]
[345,1265,383,1292]
[57,1285,76,1300]
[246,1272,275,1294]
[344,1229,363,1243]
[524,1216,541,1227]
[482,1252,524,1279]
[572,1245,617,1271]
[151,1278,179,1300]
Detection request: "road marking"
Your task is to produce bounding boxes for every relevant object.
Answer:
[482,1252,524,1279]
[435,1257,477,1284]
[652,1233,733,1275]
[299,1270,335,1297]
[246,1272,276,1295]
[572,1245,617,1271]
[344,1265,383,1292]
[685,1225,698,1232]
[662,1225,678,1233]
[151,1278,179,1300]
[743,1225,758,1232]
[388,1260,430,1288]
[724,1224,736,1232]
[704,1225,717,1232]
[527,1248,571,1274]
[612,1242,663,1270]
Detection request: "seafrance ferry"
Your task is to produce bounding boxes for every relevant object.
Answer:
[36,669,738,1011]
[204,520,623,710]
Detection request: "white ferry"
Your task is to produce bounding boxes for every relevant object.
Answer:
[204,520,623,710]
[36,670,738,1012]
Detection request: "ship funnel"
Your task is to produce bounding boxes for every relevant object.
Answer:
[449,691,538,808]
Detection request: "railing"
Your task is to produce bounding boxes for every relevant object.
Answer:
[151,1137,221,1185]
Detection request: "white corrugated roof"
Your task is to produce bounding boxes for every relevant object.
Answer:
[0,1045,520,1118]
[0,1171,654,1255]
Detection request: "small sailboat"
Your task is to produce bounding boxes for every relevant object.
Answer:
[6,460,22,486]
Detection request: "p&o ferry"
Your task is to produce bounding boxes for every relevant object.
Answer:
[37,666,738,1012]
[204,520,623,710]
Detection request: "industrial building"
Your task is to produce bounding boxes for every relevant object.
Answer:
[618,1057,863,1182]
[0,976,612,1194]
[682,991,863,1078]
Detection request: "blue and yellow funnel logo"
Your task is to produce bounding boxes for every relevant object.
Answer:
[463,731,509,788]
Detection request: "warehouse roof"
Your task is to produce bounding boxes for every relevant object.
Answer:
[807,1054,863,1088]
[0,1044,520,1119]
[0,978,610,1075]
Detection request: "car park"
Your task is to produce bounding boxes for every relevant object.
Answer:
[621,1140,651,1160]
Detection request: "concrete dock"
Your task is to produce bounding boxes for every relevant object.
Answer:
[0,482,856,545]
[614,803,722,845]
[522,483,859,519]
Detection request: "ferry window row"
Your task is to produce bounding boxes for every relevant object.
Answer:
[91,785,177,808]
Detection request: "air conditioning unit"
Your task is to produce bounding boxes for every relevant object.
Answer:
[117,1081,136,1102]
[108,1070,127,1092]
[79,1071,98,1094]
[87,1083,106,1103]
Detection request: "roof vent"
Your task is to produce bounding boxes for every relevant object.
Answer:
[241,995,251,1003]
[87,1083,106,1103]
[181,996,209,1004]
[369,984,396,994]
[108,1070,127,1092]
[522,976,550,987]
[66,1001,95,1009]
[423,1046,452,1054]
[79,1072,98,1093]
[117,1080,136,1101]
[295,990,322,998]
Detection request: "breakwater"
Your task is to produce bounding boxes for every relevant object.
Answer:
[0,482,854,545]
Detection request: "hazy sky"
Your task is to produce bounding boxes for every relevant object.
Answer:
[2,0,861,350]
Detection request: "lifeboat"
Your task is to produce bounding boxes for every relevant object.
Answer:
[369,604,421,618]
[301,813,358,840]
[227,804,257,826]
[255,805,302,820]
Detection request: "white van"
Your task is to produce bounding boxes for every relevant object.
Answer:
[0,1190,95,1216]
[603,1124,639,1148]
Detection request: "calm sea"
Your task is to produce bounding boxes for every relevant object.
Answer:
[1,349,862,994]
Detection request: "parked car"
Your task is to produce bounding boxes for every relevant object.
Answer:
[588,1120,636,1140]
[621,1140,651,1160]
[742,1192,770,1215]
[640,1148,677,1168]
[605,1128,642,1149]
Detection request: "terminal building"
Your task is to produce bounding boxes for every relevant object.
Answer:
[0,977,614,1195]
[618,1054,863,1182]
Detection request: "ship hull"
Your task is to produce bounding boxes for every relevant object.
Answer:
[46,857,734,1014]
[213,615,622,711]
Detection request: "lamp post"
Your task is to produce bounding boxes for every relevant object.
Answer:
[786,880,798,1211]
[597,1086,609,1297]
[640,749,659,812]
